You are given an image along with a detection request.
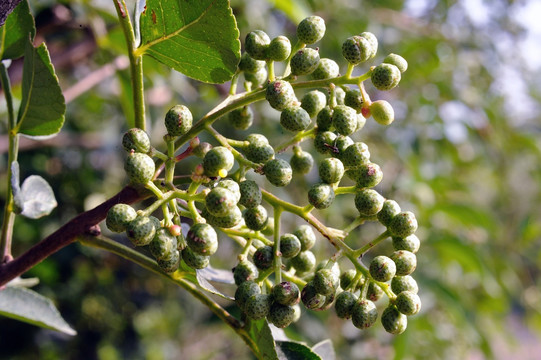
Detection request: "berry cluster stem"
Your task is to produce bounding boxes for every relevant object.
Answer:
[273,207,284,284]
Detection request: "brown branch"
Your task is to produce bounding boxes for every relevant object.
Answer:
[0,185,148,287]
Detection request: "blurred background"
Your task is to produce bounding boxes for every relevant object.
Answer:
[1,0,541,359]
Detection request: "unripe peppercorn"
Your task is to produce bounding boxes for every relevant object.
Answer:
[332,105,358,136]
[377,199,401,227]
[311,58,339,80]
[316,106,333,131]
[396,291,421,316]
[126,216,157,246]
[290,148,314,175]
[342,142,371,168]
[290,48,320,76]
[106,204,137,233]
[369,255,396,282]
[332,135,354,162]
[342,35,372,65]
[391,250,417,276]
[367,281,384,301]
[235,281,261,310]
[244,293,272,320]
[313,131,337,155]
[124,152,155,184]
[182,247,210,269]
[263,159,292,187]
[279,233,302,258]
[202,206,242,229]
[243,205,268,231]
[308,182,335,209]
[301,281,326,310]
[383,53,408,73]
[245,30,271,60]
[164,105,193,137]
[344,88,364,113]
[228,106,254,130]
[335,291,358,319]
[187,223,218,256]
[350,162,383,188]
[280,105,311,132]
[267,36,291,61]
[268,303,296,328]
[352,299,378,329]
[354,188,385,216]
[239,180,262,208]
[313,268,340,296]
[301,90,327,118]
[318,157,345,184]
[215,179,241,203]
[391,275,419,294]
[291,250,316,273]
[205,187,238,217]
[297,16,326,44]
[203,146,235,177]
[392,234,421,253]
[238,53,266,73]
[359,32,378,59]
[244,67,267,87]
[253,245,274,270]
[122,128,151,153]
[381,305,408,334]
[157,250,180,273]
[150,227,178,260]
[266,80,297,111]
[389,211,418,238]
[233,260,259,285]
[272,281,301,306]
[371,63,401,91]
[370,100,395,125]
[293,225,316,251]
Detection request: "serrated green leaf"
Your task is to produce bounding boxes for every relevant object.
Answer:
[312,339,335,360]
[0,286,76,336]
[275,341,322,360]
[137,0,240,84]
[16,40,65,138]
[246,318,279,360]
[0,0,35,60]
[15,174,57,219]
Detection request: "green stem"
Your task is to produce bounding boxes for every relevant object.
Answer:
[345,63,355,78]
[275,128,316,153]
[267,60,275,81]
[273,207,283,284]
[353,230,391,258]
[342,217,366,234]
[206,125,261,169]
[334,186,357,195]
[282,41,304,78]
[221,228,272,245]
[229,71,241,95]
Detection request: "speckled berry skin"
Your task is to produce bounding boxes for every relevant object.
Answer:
[279,233,302,258]
[332,105,358,136]
[342,35,371,65]
[316,106,333,131]
[389,211,418,238]
[391,275,419,294]
[124,152,155,184]
[268,303,296,328]
[314,131,337,154]
[245,30,271,60]
[291,250,316,273]
[150,228,178,260]
[203,146,235,177]
[356,113,367,132]
[205,187,238,217]
[319,157,345,184]
[367,281,384,301]
[245,68,267,87]
[308,182,335,209]
[187,223,218,256]
[157,250,180,273]
[235,281,261,310]
[238,53,266,73]
[369,255,396,282]
[267,35,291,61]
[334,291,357,319]
[352,299,378,329]
[266,80,297,111]
[359,32,378,59]
[233,260,259,285]
[301,90,327,118]
[106,204,137,233]
[344,89,364,113]
[181,246,210,269]
[272,281,301,306]
[349,162,383,188]
[239,180,262,208]
[355,188,385,216]
[340,269,357,290]
[263,159,292,187]
[253,245,274,270]
[297,16,326,44]
[383,53,408,73]
[202,206,243,229]
[301,281,326,310]
[244,293,272,320]
[165,105,193,136]
[392,234,420,253]
[122,128,151,154]
[290,149,314,175]
[193,142,212,158]
[311,58,339,80]
[228,106,254,130]
[371,63,401,91]
[246,143,275,164]
[377,199,401,227]
[381,305,408,334]
[332,135,354,161]
[243,205,268,231]
[371,100,395,125]
[280,105,311,132]
[342,142,370,168]
[216,179,241,202]
[290,48,320,76]
[313,268,340,296]
[396,291,421,315]
[294,225,316,251]
[334,87,346,105]
[391,250,417,276]
[126,216,157,246]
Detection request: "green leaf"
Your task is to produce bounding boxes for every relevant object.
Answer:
[195,267,234,300]
[246,318,279,360]
[0,0,35,60]
[0,286,76,336]
[137,0,241,84]
[16,174,57,219]
[16,40,65,138]
[275,341,322,360]
[312,340,335,360]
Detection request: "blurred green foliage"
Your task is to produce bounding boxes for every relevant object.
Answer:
[1,0,541,359]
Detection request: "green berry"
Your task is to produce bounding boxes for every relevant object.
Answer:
[165,105,193,136]
[216,179,241,203]
[315,260,340,278]
[319,157,345,184]
[301,281,326,310]
[202,206,242,229]
[263,159,292,187]
[228,106,254,130]
[157,250,180,273]
[335,291,358,319]
[359,32,378,59]
[267,36,291,61]
[280,105,311,132]
[246,134,269,147]
[391,275,418,294]
[313,131,337,154]
[383,53,408,73]
[122,128,151,153]
[381,305,407,334]
[352,299,378,329]
[332,135,354,161]
[391,250,417,276]
[342,142,370,168]
[261,217,274,236]
[367,281,384,301]
[297,16,326,44]
[150,228,178,260]
[238,53,265,73]
[290,148,314,175]
[332,105,358,136]
[369,255,396,282]
[187,223,218,256]
[253,245,274,270]
[203,146,235,177]
[205,187,238,217]
[279,233,302,258]
[370,100,395,125]
[239,180,262,208]
[392,234,420,253]
[124,152,155,184]
[342,35,371,65]
[235,281,260,310]
[334,87,346,105]
[389,211,418,238]
[290,48,320,76]
[371,63,401,91]
[233,260,259,285]
[266,80,297,111]
[308,182,335,209]
[313,268,340,296]
[246,143,275,164]
[126,216,157,246]
[291,250,316,273]
[356,113,367,132]
[181,246,210,269]
[244,293,272,320]
[193,142,212,158]
[396,291,421,316]
[316,291,336,311]
[245,67,267,87]
[268,303,296,328]
[377,199,401,227]
[272,281,300,306]
[344,88,364,113]
[106,204,137,233]
[316,106,333,131]
[340,269,357,290]
[354,188,385,216]
[351,162,383,188]
[243,205,268,231]
[301,90,327,118]
[311,58,339,80]
[245,30,271,60]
